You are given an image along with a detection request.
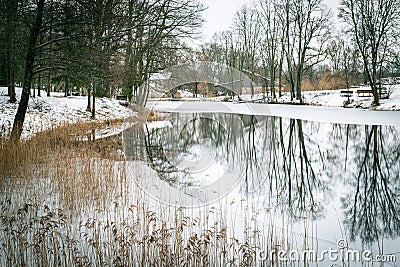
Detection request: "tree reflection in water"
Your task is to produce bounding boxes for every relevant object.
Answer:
[340,125,400,244]
[140,113,246,186]
[126,113,400,244]
[241,116,330,220]
[271,118,330,220]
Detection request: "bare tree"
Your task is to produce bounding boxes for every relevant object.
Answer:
[197,30,245,97]
[258,0,284,99]
[279,0,331,102]
[326,36,362,89]
[123,0,205,105]
[233,5,262,97]
[343,41,363,89]
[326,38,344,71]
[339,0,400,106]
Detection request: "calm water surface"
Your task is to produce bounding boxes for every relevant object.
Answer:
[124,112,400,263]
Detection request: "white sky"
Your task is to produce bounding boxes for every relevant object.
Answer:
[200,0,341,42]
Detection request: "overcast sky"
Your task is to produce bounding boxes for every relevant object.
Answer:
[200,0,341,42]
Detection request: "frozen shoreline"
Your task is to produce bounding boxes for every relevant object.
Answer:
[148,101,400,127]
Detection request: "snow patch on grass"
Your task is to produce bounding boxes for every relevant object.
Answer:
[288,84,400,110]
[0,87,133,139]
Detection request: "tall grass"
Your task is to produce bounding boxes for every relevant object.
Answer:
[0,121,325,266]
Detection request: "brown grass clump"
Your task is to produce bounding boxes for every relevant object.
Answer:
[0,120,125,209]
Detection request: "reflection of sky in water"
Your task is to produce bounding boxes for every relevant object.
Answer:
[130,112,400,258]
[174,142,227,186]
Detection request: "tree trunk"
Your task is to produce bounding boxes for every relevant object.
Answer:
[86,88,91,111]
[7,63,16,103]
[37,74,41,97]
[371,65,379,106]
[287,69,295,100]
[296,69,302,102]
[363,59,379,106]
[123,0,134,98]
[47,73,51,96]
[64,78,69,97]
[194,81,198,98]
[91,83,96,119]
[278,41,285,98]
[11,0,45,141]
[7,47,16,102]
[6,0,17,103]
[270,67,276,100]
[32,80,36,98]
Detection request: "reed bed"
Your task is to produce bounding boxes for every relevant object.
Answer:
[0,121,321,267]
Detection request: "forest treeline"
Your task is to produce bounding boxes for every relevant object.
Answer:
[201,0,400,105]
[0,0,204,100]
[0,0,204,139]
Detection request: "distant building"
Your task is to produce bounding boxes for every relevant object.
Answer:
[197,81,208,96]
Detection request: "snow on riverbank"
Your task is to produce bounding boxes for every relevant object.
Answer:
[160,84,400,111]
[0,87,133,139]
[148,101,400,127]
[303,84,400,110]
[238,84,400,110]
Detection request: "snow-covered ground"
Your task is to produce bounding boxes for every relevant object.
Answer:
[158,84,400,111]
[0,87,133,139]
[302,84,400,110]
[231,84,400,110]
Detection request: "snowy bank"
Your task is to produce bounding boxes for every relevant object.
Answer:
[150,84,400,111]
[236,84,400,110]
[303,84,400,110]
[0,87,133,139]
[148,101,400,127]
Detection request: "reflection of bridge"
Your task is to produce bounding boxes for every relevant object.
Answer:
[239,69,281,98]
[213,79,242,88]
[240,69,269,86]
